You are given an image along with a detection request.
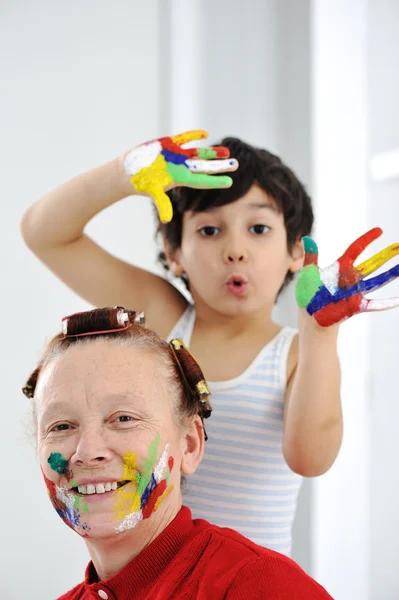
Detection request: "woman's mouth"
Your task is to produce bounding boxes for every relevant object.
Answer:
[71,480,130,495]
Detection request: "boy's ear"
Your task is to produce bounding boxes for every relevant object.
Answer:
[288,237,305,274]
[162,238,184,278]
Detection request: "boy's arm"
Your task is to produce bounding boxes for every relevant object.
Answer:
[20,155,185,336]
[21,131,237,337]
[283,229,399,476]
[283,313,342,477]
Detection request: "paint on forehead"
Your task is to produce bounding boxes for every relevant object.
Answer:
[114,434,175,533]
[48,452,69,475]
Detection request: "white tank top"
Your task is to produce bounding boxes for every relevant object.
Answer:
[167,304,302,556]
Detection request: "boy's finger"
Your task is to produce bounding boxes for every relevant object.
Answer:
[183,172,234,189]
[194,146,231,159]
[186,158,238,174]
[171,130,208,146]
[362,297,399,312]
[150,188,174,223]
[302,236,319,267]
[356,243,399,277]
[359,264,399,294]
[338,227,382,270]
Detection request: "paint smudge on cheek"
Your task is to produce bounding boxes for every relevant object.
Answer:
[42,462,90,536]
[114,434,175,533]
[47,452,69,475]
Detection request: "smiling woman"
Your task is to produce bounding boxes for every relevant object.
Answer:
[22,307,332,599]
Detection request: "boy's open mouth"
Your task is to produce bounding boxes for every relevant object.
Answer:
[71,480,130,496]
[225,274,248,294]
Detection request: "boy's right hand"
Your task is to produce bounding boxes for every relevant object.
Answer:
[123,130,238,223]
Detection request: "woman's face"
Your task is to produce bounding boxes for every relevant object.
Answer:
[35,340,201,539]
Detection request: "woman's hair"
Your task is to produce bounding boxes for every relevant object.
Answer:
[23,307,212,437]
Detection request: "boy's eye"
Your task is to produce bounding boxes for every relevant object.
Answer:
[250,224,270,235]
[198,226,220,237]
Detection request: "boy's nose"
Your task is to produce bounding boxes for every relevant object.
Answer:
[226,252,245,262]
[223,240,248,263]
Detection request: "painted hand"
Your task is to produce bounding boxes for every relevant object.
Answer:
[295,228,399,327]
[123,130,238,222]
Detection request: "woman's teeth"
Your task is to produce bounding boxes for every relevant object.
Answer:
[77,482,119,495]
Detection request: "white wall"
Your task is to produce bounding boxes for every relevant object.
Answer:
[368,2,399,598]
[0,2,162,598]
[2,1,399,599]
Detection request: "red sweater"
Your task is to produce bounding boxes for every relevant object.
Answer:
[58,506,333,599]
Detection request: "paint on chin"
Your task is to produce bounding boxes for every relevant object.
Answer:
[114,435,175,533]
[42,460,90,537]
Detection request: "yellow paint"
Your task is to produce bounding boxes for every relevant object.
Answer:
[131,154,174,223]
[171,130,207,145]
[154,484,174,511]
[122,451,138,481]
[357,243,399,276]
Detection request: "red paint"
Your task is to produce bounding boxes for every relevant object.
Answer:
[304,253,318,267]
[338,227,382,276]
[142,479,167,519]
[168,456,174,472]
[159,136,229,159]
[314,294,362,327]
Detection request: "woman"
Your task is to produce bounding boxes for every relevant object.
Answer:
[23,306,332,599]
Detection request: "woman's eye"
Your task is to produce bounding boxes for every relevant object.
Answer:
[116,415,135,423]
[51,423,71,432]
[198,226,220,237]
[250,224,270,235]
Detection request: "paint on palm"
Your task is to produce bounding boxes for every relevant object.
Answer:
[114,433,175,533]
[296,228,399,326]
[123,130,238,223]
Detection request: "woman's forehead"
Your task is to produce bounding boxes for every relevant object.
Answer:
[36,342,166,408]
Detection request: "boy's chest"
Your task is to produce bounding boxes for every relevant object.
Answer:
[189,329,279,382]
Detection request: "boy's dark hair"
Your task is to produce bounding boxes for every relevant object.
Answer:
[157,137,314,294]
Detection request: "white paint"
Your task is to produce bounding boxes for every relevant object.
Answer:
[186,158,238,173]
[116,509,143,533]
[124,140,162,176]
[154,444,170,483]
[320,261,340,295]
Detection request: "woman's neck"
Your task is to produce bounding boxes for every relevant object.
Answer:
[84,505,178,581]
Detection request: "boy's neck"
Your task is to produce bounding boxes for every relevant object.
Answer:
[193,303,277,339]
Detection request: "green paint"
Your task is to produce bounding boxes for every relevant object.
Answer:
[303,236,318,255]
[48,452,69,475]
[74,495,88,512]
[295,265,323,308]
[137,433,161,495]
[197,148,218,159]
[70,480,78,488]
[166,163,233,188]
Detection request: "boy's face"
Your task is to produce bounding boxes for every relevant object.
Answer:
[170,185,304,317]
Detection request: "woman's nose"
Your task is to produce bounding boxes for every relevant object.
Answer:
[69,429,112,467]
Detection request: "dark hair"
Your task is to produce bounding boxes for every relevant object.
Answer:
[157,136,314,294]
[23,307,212,436]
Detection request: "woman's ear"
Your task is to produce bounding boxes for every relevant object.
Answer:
[163,238,184,278]
[289,237,305,274]
[180,416,204,477]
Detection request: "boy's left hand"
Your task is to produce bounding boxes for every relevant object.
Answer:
[295,227,399,327]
